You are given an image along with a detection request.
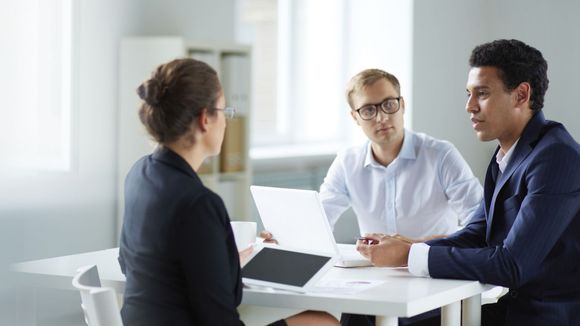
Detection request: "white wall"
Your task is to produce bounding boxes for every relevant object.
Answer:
[0,0,236,324]
[345,0,414,143]
[412,0,580,181]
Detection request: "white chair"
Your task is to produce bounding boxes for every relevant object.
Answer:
[72,264,123,326]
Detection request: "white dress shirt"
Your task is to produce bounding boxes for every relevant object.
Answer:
[496,139,519,175]
[320,129,483,238]
[409,139,520,277]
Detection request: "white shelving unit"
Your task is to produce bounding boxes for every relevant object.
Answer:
[117,37,253,237]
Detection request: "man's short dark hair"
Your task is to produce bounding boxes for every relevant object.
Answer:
[469,39,549,112]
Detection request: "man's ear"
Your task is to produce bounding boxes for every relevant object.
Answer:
[197,109,210,132]
[350,110,360,125]
[400,96,405,114]
[515,82,531,107]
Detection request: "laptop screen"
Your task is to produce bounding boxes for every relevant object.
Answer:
[250,185,337,254]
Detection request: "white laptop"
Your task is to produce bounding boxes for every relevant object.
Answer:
[241,243,336,292]
[250,185,371,267]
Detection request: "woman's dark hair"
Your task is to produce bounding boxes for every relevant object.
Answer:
[137,58,221,144]
[469,39,549,112]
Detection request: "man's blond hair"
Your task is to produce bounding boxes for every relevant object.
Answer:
[345,69,401,109]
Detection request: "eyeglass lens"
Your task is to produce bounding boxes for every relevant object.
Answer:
[358,98,399,120]
[225,107,235,119]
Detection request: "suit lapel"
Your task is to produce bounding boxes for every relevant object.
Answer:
[484,112,547,239]
[483,151,499,242]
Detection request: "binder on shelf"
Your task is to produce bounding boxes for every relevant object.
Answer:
[221,55,250,115]
[220,116,246,173]
[197,156,215,175]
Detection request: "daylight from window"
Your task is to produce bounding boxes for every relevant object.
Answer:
[238,0,413,158]
[0,0,72,171]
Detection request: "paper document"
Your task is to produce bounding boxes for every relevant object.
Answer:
[311,279,384,295]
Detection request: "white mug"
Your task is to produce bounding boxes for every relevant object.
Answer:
[230,221,257,251]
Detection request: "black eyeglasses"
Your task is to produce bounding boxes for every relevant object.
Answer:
[212,107,236,119]
[354,97,401,120]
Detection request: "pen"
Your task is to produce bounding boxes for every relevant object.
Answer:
[356,235,415,245]
[356,237,379,245]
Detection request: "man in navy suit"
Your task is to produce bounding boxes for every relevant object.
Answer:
[356,39,580,325]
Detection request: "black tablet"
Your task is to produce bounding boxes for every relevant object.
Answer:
[241,244,336,292]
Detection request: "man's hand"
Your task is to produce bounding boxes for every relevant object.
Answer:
[389,233,417,244]
[356,233,411,267]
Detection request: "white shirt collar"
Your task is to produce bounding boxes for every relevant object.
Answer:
[363,129,416,168]
[319,129,483,237]
[496,139,520,173]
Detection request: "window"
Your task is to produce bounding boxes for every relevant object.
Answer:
[238,0,413,158]
[0,0,74,171]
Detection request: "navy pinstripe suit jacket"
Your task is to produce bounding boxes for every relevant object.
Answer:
[426,111,580,325]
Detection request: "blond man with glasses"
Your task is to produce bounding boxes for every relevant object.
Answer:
[317,69,483,325]
[321,69,482,241]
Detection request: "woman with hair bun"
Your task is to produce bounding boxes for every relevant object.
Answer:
[118,58,338,326]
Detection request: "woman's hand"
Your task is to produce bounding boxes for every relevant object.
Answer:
[238,245,254,265]
[259,230,278,244]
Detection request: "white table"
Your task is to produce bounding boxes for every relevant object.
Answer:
[11,248,491,326]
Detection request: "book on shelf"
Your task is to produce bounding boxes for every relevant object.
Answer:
[197,156,215,175]
[220,116,246,173]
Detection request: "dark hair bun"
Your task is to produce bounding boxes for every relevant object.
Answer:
[137,78,166,106]
[137,58,221,144]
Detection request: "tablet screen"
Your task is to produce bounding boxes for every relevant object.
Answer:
[242,247,332,287]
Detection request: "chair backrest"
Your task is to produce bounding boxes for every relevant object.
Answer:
[72,264,123,326]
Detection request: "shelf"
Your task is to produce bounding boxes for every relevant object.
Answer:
[118,37,254,232]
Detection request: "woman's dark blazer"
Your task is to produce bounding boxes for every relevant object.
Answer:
[118,147,244,325]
